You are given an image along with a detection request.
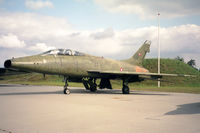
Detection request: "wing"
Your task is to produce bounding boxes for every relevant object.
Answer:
[87,70,193,80]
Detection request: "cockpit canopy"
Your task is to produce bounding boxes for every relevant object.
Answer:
[41,49,85,56]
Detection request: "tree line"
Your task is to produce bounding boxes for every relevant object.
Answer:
[175,56,199,71]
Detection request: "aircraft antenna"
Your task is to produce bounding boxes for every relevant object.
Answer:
[157,12,160,87]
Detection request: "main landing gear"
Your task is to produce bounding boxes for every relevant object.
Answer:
[122,80,130,94]
[63,77,70,95]
[82,78,97,92]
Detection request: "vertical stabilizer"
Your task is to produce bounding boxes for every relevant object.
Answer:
[124,40,151,66]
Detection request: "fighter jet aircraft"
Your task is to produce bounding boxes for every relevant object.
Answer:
[4,40,190,94]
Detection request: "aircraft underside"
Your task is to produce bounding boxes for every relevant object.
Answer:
[63,76,131,94]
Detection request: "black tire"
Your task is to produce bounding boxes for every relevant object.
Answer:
[122,85,130,94]
[64,88,70,94]
[90,85,97,92]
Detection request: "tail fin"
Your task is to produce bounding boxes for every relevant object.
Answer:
[124,40,151,66]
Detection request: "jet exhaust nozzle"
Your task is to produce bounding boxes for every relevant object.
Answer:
[4,60,12,68]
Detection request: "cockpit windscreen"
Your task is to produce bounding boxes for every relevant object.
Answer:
[41,49,85,56]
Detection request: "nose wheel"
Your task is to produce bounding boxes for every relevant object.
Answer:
[64,87,70,94]
[63,76,70,95]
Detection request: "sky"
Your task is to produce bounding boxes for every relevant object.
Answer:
[0,0,200,69]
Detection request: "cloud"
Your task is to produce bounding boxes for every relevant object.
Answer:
[0,12,199,68]
[25,0,53,10]
[0,12,71,40]
[29,43,56,52]
[0,34,26,48]
[94,0,200,19]
[90,28,114,39]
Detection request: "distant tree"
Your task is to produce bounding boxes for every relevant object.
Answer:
[187,59,196,68]
[175,56,184,62]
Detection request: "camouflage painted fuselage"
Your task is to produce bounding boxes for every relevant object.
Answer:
[8,54,148,78]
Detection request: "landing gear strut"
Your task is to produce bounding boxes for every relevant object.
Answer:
[63,77,70,95]
[82,78,97,92]
[122,80,130,94]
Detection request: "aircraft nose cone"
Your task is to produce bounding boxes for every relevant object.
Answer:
[4,60,12,68]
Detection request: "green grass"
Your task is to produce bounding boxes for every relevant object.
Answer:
[142,58,200,87]
[0,58,199,93]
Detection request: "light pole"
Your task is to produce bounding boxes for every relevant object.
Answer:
[158,12,160,87]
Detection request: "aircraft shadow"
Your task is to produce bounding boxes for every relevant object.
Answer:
[0,84,26,87]
[165,102,200,115]
[0,91,62,96]
[0,88,169,96]
[70,89,169,96]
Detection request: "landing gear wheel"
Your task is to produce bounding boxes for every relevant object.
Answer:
[122,85,130,94]
[64,88,70,95]
[90,86,97,92]
[82,78,97,92]
[63,76,70,95]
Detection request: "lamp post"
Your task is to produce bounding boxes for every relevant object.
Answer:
[158,12,160,87]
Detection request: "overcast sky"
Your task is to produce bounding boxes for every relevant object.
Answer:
[0,0,200,68]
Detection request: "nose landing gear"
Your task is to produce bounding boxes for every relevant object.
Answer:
[63,77,70,95]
